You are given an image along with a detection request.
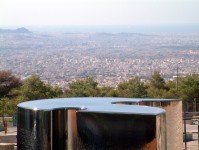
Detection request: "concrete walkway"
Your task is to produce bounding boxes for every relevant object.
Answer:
[184,124,199,150]
[0,125,17,143]
[0,126,17,150]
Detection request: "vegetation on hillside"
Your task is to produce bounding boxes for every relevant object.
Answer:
[0,70,199,116]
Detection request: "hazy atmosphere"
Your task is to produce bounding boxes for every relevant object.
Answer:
[1,0,199,27]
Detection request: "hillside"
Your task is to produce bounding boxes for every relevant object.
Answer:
[0,27,31,34]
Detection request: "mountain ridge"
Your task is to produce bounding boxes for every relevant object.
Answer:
[0,27,32,34]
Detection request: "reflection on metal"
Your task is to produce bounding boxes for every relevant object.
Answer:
[114,99,183,149]
[77,112,165,150]
[68,110,77,150]
[17,98,181,150]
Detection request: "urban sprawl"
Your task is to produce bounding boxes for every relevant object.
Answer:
[0,29,199,87]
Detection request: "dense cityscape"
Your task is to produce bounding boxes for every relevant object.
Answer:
[1,0,199,149]
[0,28,199,87]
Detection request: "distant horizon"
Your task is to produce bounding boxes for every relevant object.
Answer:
[1,0,199,29]
[1,24,199,33]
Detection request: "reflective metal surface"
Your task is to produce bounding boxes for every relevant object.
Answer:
[17,98,180,150]
[52,109,67,150]
[156,114,166,150]
[77,112,166,150]
[17,108,51,150]
[113,99,183,150]
[138,100,183,149]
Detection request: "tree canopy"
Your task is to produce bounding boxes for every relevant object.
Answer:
[20,75,63,100]
[150,71,167,89]
[65,77,99,97]
[0,70,21,99]
[147,71,166,98]
[178,74,199,102]
[1,69,199,116]
[117,77,147,98]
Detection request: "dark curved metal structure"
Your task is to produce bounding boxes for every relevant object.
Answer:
[17,98,182,150]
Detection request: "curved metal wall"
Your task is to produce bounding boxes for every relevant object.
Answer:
[17,109,166,150]
[17,108,78,150]
[139,100,183,150]
[77,112,166,150]
[113,99,183,150]
[17,98,173,150]
[17,108,51,150]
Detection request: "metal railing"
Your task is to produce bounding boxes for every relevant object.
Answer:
[183,115,199,150]
[183,102,199,112]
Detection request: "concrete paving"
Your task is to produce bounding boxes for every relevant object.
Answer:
[0,125,17,150]
[184,124,199,150]
[0,126,17,143]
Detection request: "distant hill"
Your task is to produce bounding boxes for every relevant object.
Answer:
[0,27,32,34]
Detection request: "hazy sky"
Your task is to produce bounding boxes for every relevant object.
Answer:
[0,0,199,26]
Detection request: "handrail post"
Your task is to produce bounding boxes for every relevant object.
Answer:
[198,121,199,150]
[184,119,187,150]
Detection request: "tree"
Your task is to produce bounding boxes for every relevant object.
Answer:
[150,71,167,89]
[163,80,178,98]
[0,70,22,117]
[117,77,147,98]
[97,86,116,97]
[179,74,199,102]
[65,77,99,97]
[20,75,63,100]
[147,71,169,98]
[0,70,21,99]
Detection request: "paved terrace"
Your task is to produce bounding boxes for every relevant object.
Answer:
[0,122,17,150]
